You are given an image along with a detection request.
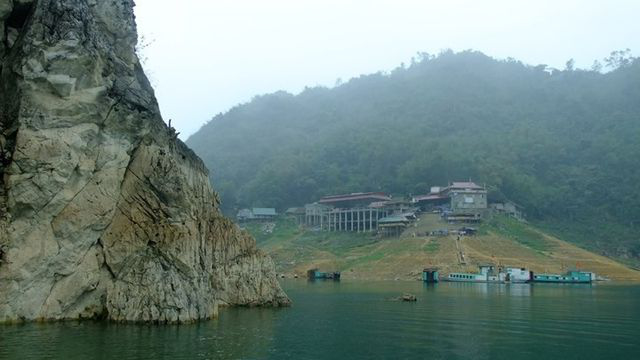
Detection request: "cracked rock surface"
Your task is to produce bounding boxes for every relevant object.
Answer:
[0,0,289,323]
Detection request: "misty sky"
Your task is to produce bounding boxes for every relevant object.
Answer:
[133,0,640,139]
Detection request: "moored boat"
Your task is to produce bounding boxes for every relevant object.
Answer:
[307,268,341,280]
[504,267,534,283]
[533,270,593,283]
[446,264,533,283]
[446,264,507,283]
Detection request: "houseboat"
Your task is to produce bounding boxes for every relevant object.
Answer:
[533,270,593,283]
[446,264,507,283]
[307,268,341,280]
[446,265,533,283]
[504,267,534,283]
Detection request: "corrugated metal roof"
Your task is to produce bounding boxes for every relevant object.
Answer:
[413,194,448,202]
[319,192,391,204]
[378,215,410,224]
[252,208,277,216]
[449,182,483,190]
[369,201,392,208]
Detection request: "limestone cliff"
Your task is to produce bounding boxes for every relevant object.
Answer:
[0,0,289,323]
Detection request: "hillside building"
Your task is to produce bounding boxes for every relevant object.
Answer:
[285,207,306,224]
[236,207,278,222]
[304,203,332,228]
[378,215,412,237]
[300,192,417,234]
[490,201,524,221]
[447,181,487,222]
[318,192,391,208]
[306,192,393,232]
[412,181,488,223]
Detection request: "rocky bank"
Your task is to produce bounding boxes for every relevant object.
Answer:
[0,0,289,323]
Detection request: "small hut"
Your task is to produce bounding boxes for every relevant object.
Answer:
[422,268,439,283]
[377,215,410,237]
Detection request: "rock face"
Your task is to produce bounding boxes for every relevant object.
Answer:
[0,0,289,323]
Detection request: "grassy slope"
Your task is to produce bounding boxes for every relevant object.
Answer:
[244,214,640,281]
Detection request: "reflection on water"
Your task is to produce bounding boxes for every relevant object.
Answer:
[1,281,639,359]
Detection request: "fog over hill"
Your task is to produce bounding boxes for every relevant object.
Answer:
[187,50,640,265]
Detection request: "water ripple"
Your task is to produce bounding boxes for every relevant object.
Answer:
[1,282,639,359]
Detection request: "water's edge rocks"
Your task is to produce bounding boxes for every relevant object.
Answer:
[0,0,289,323]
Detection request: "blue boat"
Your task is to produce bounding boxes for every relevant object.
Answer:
[533,270,593,283]
[307,269,341,280]
[422,268,439,283]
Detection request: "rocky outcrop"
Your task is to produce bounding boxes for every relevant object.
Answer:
[0,0,289,323]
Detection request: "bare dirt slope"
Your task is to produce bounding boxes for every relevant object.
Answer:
[251,214,640,281]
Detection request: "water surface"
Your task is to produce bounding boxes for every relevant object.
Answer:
[1,281,639,359]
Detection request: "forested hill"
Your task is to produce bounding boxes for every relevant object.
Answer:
[186,50,640,264]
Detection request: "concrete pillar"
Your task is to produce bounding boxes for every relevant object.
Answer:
[345,210,347,231]
[363,210,366,231]
[355,210,358,233]
[375,209,379,230]
[330,212,333,231]
[350,209,353,231]
[369,209,373,232]
[353,210,356,232]
[346,210,349,231]
[347,210,350,231]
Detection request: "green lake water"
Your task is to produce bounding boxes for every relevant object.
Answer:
[1,280,639,359]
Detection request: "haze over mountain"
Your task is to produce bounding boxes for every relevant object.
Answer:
[187,50,640,265]
[134,0,640,139]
